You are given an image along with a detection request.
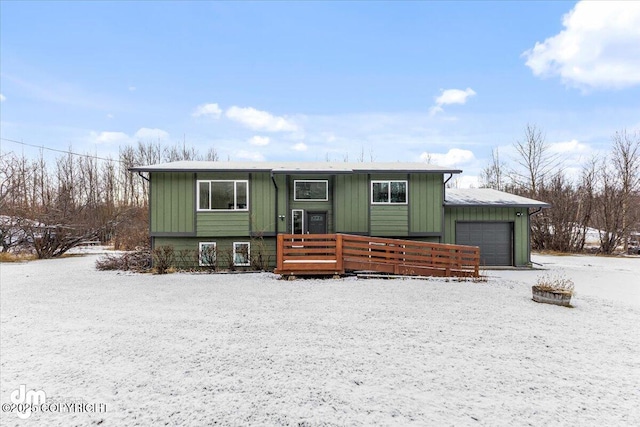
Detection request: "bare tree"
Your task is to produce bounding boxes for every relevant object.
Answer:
[205,147,219,161]
[593,159,626,254]
[480,147,507,190]
[511,124,560,195]
[611,130,640,251]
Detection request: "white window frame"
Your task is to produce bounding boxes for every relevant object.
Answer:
[370,180,408,205]
[198,242,217,266]
[233,242,251,267]
[196,180,249,211]
[293,180,329,201]
[291,209,305,234]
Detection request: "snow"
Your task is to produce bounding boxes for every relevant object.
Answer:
[1,253,639,426]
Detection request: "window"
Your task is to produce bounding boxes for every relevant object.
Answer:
[199,242,217,266]
[233,242,250,266]
[294,180,328,201]
[291,209,304,234]
[197,180,248,211]
[371,180,407,204]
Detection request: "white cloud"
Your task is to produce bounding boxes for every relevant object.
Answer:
[523,1,640,89]
[0,94,5,102]
[249,136,270,146]
[226,106,298,132]
[292,142,308,151]
[420,148,476,167]
[429,88,476,115]
[192,103,222,119]
[91,131,132,145]
[453,175,481,189]
[235,150,265,161]
[134,127,170,141]
[549,139,590,154]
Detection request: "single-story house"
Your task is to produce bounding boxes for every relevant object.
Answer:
[130,161,549,269]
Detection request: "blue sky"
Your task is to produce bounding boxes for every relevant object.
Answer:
[1,1,639,186]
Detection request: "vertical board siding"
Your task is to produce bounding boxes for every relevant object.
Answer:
[334,174,369,233]
[275,174,287,234]
[444,206,530,266]
[250,172,276,234]
[409,173,443,233]
[150,172,194,234]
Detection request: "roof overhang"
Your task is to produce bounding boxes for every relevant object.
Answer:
[129,161,463,175]
[444,188,550,208]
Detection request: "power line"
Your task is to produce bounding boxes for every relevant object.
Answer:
[1,137,125,163]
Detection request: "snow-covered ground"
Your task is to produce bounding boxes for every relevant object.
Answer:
[1,253,638,426]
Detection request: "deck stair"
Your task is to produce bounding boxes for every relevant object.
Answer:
[275,233,480,278]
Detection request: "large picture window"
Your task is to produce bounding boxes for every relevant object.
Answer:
[294,180,328,201]
[197,180,248,211]
[371,180,407,204]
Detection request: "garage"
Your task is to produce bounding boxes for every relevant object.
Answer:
[456,221,513,266]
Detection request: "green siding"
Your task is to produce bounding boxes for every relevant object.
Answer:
[197,172,248,180]
[250,172,277,234]
[197,212,250,236]
[274,174,287,234]
[368,173,409,236]
[150,172,195,234]
[153,236,277,270]
[195,172,250,236]
[287,175,334,233]
[409,173,443,234]
[334,174,369,233]
[370,206,409,236]
[443,206,530,266]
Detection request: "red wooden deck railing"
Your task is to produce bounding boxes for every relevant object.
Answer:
[275,233,480,278]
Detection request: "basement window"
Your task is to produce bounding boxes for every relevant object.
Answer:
[199,242,217,267]
[197,180,248,211]
[233,242,250,266]
[371,180,407,204]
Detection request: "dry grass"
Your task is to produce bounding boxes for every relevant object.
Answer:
[534,273,575,295]
[0,252,37,263]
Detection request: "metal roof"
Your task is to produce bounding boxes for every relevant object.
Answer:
[445,188,550,208]
[129,161,462,174]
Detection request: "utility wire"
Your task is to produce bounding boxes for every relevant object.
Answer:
[1,137,125,163]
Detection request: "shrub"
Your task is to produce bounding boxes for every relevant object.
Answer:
[95,249,151,272]
[250,236,271,271]
[534,273,575,295]
[219,247,236,271]
[152,245,175,274]
[175,249,198,270]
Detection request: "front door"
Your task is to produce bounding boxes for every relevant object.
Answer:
[307,212,327,234]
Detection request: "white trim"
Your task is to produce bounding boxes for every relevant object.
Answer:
[196,179,249,211]
[198,242,217,266]
[370,180,408,205]
[233,242,251,266]
[291,209,305,234]
[293,180,329,201]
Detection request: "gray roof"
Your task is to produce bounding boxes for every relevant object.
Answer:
[445,188,550,208]
[129,161,462,174]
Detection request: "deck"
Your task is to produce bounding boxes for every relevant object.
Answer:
[274,233,480,278]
